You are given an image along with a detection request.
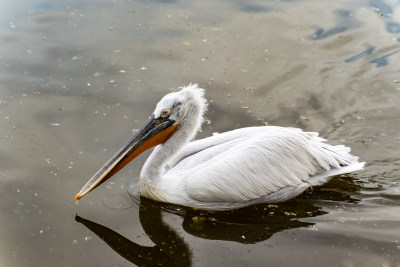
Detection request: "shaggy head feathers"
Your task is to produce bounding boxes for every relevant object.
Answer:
[153,84,208,140]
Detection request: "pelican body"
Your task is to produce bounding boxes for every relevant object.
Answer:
[76,84,364,210]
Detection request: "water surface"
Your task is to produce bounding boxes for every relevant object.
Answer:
[1,0,400,266]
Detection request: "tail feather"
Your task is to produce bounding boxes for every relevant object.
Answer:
[306,133,365,186]
[308,162,365,186]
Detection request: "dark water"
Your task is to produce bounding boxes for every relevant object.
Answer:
[1,0,400,266]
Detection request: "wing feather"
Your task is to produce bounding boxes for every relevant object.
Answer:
[166,126,357,203]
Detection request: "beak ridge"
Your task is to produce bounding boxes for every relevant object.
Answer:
[75,115,179,201]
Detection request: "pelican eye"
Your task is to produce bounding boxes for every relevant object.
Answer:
[160,108,171,118]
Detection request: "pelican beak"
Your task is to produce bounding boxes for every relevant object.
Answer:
[75,115,179,201]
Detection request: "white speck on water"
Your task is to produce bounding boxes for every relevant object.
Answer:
[9,20,16,28]
[87,82,91,86]
[308,225,319,231]
[40,230,43,234]
[119,70,126,73]
[140,67,147,70]
[109,80,115,84]
[49,123,60,126]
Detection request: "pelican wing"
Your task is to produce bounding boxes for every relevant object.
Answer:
[169,127,358,203]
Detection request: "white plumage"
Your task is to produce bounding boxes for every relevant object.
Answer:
[133,84,364,210]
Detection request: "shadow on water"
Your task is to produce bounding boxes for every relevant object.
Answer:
[76,175,362,266]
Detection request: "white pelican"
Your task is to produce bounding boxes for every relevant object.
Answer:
[75,84,364,210]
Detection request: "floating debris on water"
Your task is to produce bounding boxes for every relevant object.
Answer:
[301,116,310,121]
[192,216,206,223]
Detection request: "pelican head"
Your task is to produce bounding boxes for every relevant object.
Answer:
[75,84,207,201]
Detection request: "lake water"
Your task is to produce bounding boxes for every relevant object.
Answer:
[1,0,400,266]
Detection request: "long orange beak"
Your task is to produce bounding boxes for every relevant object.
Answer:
[75,115,179,201]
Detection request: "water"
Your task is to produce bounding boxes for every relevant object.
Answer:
[1,0,400,266]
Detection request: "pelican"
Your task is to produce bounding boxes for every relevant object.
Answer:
[75,84,364,210]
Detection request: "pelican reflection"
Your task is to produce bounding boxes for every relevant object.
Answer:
[75,175,361,265]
